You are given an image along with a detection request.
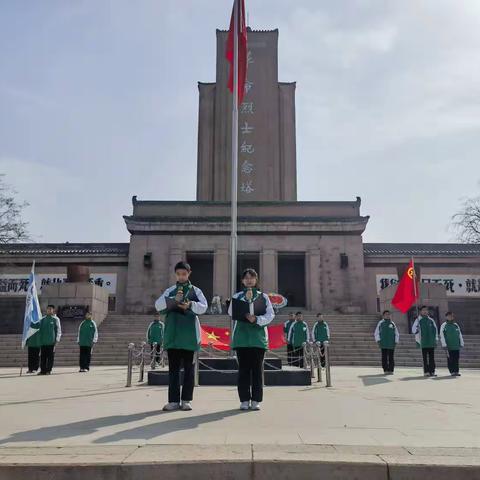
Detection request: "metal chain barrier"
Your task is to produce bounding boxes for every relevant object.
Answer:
[126,340,332,387]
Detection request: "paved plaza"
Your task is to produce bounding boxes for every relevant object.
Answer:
[1,365,480,448]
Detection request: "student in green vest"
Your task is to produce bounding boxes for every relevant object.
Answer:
[147,313,165,366]
[374,310,399,374]
[77,311,98,372]
[440,311,464,377]
[411,305,438,377]
[26,328,42,373]
[228,268,275,411]
[312,313,330,367]
[35,305,62,375]
[288,311,310,368]
[283,312,295,366]
[155,261,208,412]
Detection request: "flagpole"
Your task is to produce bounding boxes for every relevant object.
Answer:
[230,0,239,329]
[412,256,420,319]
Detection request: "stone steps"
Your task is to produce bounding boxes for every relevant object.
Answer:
[1,313,479,368]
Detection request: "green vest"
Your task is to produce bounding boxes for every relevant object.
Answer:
[231,290,269,350]
[162,283,201,351]
[418,316,437,349]
[26,329,41,348]
[443,322,461,350]
[378,320,396,350]
[290,321,308,348]
[78,319,97,347]
[147,321,164,344]
[35,315,58,346]
[313,321,329,342]
[284,320,294,344]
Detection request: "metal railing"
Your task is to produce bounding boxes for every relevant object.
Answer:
[301,341,332,387]
[126,340,331,387]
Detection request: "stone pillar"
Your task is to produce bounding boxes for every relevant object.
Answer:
[306,247,322,311]
[260,249,277,293]
[168,247,184,284]
[213,247,230,300]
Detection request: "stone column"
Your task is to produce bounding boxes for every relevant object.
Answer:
[306,247,322,311]
[260,249,277,293]
[213,247,230,300]
[168,247,184,284]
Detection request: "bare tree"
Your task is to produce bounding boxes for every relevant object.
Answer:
[451,196,480,243]
[0,175,30,244]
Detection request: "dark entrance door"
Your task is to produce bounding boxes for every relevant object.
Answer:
[186,252,214,305]
[278,253,306,308]
[236,253,260,292]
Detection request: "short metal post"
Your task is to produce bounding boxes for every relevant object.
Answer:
[161,347,166,368]
[302,343,308,370]
[316,344,323,383]
[126,343,134,387]
[138,341,146,383]
[150,342,157,370]
[309,343,315,379]
[194,351,200,386]
[325,343,332,387]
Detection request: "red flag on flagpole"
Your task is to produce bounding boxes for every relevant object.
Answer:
[226,0,248,103]
[391,259,419,313]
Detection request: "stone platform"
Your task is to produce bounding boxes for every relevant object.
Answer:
[1,366,480,479]
[148,357,312,386]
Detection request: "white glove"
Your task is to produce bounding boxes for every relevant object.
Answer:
[324,341,329,345]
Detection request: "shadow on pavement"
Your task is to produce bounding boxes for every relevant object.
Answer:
[358,374,391,386]
[0,411,160,444]
[94,409,244,443]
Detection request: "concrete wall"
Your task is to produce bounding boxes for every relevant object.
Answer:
[40,283,110,330]
[0,262,128,314]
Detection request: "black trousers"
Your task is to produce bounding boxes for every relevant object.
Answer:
[422,348,436,374]
[150,343,162,364]
[40,345,55,373]
[79,346,92,370]
[292,347,304,368]
[447,350,460,374]
[381,348,395,373]
[167,349,195,403]
[287,343,293,365]
[236,347,265,402]
[27,347,40,371]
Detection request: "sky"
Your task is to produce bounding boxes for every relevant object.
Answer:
[1,0,479,244]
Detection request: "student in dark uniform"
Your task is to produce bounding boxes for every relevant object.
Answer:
[440,312,465,377]
[288,311,309,368]
[155,261,208,412]
[228,268,275,411]
[147,313,165,366]
[35,305,62,375]
[412,306,438,377]
[77,311,98,372]
[26,328,41,373]
[374,310,399,374]
[283,312,295,366]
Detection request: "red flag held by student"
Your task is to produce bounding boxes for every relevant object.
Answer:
[391,259,419,313]
[226,0,248,103]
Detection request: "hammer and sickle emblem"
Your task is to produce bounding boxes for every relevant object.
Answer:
[407,267,415,279]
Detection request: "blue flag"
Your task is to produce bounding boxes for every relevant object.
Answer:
[21,262,42,348]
